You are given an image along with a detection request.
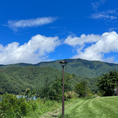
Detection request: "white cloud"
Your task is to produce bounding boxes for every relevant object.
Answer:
[1,32,117,64]
[65,32,118,62]
[0,34,60,64]
[64,34,100,46]
[8,17,56,30]
[91,10,117,20]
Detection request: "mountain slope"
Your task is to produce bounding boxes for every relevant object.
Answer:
[38,58,118,78]
[0,65,79,94]
[0,58,118,94]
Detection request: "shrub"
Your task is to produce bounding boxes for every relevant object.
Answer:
[0,93,37,118]
[64,91,77,100]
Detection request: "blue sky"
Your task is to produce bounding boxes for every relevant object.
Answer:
[0,0,118,64]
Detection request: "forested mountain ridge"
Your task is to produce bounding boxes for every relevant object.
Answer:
[0,58,118,94]
[0,66,80,94]
[37,58,118,78]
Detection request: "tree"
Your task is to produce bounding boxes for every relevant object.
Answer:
[75,81,89,97]
[48,79,62,101]
[39,75,74,101]
[97,71,118,96]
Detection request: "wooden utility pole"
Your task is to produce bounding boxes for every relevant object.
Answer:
[59,60,67,118]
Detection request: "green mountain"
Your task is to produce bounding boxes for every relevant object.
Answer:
[38,58,118,78]
[0,58,118,94]
[0,65,79,94]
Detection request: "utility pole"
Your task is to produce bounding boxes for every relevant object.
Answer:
[59,60,67,118]
[116,81,118,96]
[114,80,118,96]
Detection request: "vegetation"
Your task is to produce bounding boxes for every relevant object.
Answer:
[0,94,37,118]
[58,96,118,118]
[0,58,117,95]
[75,81,91,97]
[0,66,79,95]
[0,59,118,118]
[39,76,74,100]
[38,59,118,78]
[1,94,118,118]
[24,99,61,118]
[97,71,118,96]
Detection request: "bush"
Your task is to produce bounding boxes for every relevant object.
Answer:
[0,93,38,118]
[0,94,22,118]
[75,81,89,97]
[64,91,77,100]
[29,101,38,111]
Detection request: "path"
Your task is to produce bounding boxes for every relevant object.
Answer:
[40,96,118,118]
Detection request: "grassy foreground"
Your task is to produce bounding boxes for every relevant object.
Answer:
[63,96,118,118]
[25,96,118,118]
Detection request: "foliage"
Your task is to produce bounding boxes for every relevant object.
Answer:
[98,71,118,96]
[0,65,80,95]
[97,71,118,96]
[39,59,118,78]
[0,94,38,118]
[24,98,61,118]
[39,76,74,101]
[64,91,77,100]
[75,81,91,97]
[0,59,117,95]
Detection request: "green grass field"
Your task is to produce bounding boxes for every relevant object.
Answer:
[63,96,118,118]
[25,96,118,118]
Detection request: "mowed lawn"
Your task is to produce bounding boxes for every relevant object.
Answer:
[63,96,118,118]
[25,96,118,118]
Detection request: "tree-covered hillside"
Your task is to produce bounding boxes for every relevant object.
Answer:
[0,58,118,94]
[0,65,80,94]
[38,58,118,78]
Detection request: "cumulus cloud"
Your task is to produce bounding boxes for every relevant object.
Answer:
[8,17,56,30]
[64,34,100,46]
[0,34,60,64]
[65,31,118,62]
[1,32,117,64]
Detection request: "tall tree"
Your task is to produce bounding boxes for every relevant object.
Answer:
[97,71,118,96]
